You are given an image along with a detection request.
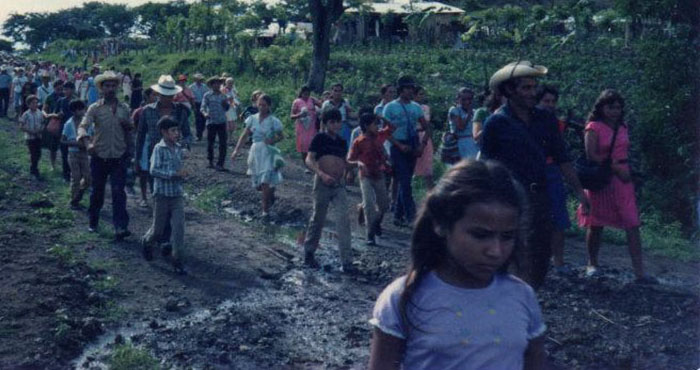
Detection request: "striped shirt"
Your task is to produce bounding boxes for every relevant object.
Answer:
[20,109,44,140]
[201,92,227,125]
[78,99,133,159]
[150,139,185,197]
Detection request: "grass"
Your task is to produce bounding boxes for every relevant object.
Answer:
[108,343,160,370]
[189,184,229,212]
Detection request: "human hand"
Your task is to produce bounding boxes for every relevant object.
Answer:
[320,172,336,186]
[230,150,239,161]
[87,142,97,156]
[176,168,188,178]
[578,190,590,215]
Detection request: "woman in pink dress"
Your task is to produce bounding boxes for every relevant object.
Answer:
[577,89,656,283]
[290,85,321,171]
[413,86,434,189]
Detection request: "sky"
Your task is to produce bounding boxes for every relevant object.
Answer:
[0,0,176,34]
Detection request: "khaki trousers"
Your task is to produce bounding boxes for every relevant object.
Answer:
[68,151,91,205]
[304,176,352,266]
[143,195,185,262]
[359,174,389,238]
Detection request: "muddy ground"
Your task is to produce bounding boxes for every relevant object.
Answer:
[0,119,698,369]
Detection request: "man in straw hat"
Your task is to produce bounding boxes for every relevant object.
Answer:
[78,71,134,240]
[189,73,209,141]
[480,61,589,289]
[200,76,228,170]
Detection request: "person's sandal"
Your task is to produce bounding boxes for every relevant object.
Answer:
[634,275,659,285]
[585,265,599,277]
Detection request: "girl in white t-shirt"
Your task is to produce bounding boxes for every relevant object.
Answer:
[369,159,548,370]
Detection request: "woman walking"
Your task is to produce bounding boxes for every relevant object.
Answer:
[231,94,284,218]
[577,89,656,284]
[412,86,434,189]
[290,85,321,171]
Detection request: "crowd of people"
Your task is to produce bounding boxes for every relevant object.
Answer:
[1,55,659,368]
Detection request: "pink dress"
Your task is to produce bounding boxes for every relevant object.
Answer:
[292,97,318,153]
[577,121,640,229]
[414,104,434,177]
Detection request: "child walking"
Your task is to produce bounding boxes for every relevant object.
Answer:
[141,116,188,275]
[347,111,395,246]
[61,100,91,209]
[302,108,355,273]
[368,160,547,370]
[19,95,45,179]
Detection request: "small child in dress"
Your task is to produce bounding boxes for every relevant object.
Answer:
[18,95,45,179]
[347,110,395,246]
[61,100,91,209]
[141,116,188,275]
[368,159,548,370]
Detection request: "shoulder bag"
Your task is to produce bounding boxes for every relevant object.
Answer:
[575,124,619,191]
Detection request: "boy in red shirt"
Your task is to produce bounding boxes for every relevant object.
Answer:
[347,111,395,246]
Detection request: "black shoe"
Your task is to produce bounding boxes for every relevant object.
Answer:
[357,204,365,226]
[88,226,97,233]
[172,260,187,275]
[215,164,225,172]
[366,236,377,246]
[142,241,154,261]
[160,243,172,257]
[376,223,383,237]
[115,229,132,241]
[341,264,359,275]
[304,252,320,268]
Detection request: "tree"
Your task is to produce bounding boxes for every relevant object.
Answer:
[307,0,345,92]
[0,39,12,52]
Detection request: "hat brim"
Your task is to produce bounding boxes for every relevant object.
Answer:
[95,76,120,89]
[206,77,224,85]
[151,83,183,96]
[489,62,547,91]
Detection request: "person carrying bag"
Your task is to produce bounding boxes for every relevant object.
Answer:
[575,124,618,191]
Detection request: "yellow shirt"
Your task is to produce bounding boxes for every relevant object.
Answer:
[78,99,133,159]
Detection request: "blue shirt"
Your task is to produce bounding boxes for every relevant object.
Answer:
[0,73,12,89]
[448,106,472,138]
[245,113,283,143]
[189,82,209,103]
[383,99,423,141]
[62,117,80,153]
[481,104,570,186]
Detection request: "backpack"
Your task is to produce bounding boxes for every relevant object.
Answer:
[440,131,460,164]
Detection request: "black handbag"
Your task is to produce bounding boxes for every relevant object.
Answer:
[575,124,619,191]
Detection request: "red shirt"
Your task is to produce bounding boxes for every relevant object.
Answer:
[347,125,394,179]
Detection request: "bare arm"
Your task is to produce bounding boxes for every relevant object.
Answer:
[560,162,590,213]
[472,120,483,143]
[584,130,605,163]
[368,328,404,370]
[524,335,548,370]
[231,128,251,159]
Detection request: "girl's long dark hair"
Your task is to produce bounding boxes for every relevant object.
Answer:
[587,89,625,124]
[399,159,529,333]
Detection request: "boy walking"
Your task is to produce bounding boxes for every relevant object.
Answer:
[61,100,91,209]
[141,116,188,275]
[303,108,356,274]
[19,95,44,179]
[347,111,395,246]
[200,76,228,170]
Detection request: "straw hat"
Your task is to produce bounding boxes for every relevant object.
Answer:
[95,71,120,89]
[193,73,204,80]
[489,61,547,92]
[151,75,183,96]
[206,76,224,85]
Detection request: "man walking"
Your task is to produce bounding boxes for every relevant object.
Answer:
[78,71,134,240]
[0,66,13,118]
[481,61,589,289]
[189,73,209,141]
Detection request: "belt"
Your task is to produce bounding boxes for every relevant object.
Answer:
[528,182,546,194]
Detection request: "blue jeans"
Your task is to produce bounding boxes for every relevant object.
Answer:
[341,122,353,150]
[89,154,129,230]
[390,143,416,223]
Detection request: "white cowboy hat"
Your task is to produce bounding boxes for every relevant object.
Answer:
[193,73,204,80]
[151,75,183,96]
[95,71,121,89]
[489,61,548,92]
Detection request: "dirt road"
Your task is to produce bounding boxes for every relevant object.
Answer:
[0,121,697,369]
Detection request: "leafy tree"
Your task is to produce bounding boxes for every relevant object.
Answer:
[134,1,189,37]
[95,3,136,37]
[0,39,12,52]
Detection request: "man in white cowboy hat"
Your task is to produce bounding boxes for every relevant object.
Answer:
[188,72,209,141]
[480,61,589,290]
[78,70,134,239]
[136,74,193,260]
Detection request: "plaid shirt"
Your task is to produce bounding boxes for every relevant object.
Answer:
[136,102,192,167]
[150,139,185,197]
[200,92,227,125]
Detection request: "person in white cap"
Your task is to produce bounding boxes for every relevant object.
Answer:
[78,71,134,240]
[480,61,589,290]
